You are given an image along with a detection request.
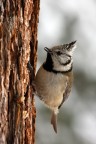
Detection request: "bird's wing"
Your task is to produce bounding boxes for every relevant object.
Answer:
[58,81,72,109]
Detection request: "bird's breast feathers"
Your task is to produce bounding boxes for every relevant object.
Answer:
[35,66,73,108]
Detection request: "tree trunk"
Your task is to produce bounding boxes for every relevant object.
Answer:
[0,0,40,143]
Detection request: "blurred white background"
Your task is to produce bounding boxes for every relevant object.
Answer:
[35,0,96,144]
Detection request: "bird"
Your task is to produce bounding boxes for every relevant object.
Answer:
[34,41,76,133]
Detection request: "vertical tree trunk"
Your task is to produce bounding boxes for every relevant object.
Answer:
[0,0,40,143]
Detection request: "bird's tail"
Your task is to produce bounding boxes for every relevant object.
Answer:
[51,111,58,133]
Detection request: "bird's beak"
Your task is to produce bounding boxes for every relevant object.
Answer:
[44,47,52,53]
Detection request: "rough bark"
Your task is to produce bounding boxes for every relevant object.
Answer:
[0,0,40,144]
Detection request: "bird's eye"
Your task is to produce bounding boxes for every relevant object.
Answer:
[56,51,62,55]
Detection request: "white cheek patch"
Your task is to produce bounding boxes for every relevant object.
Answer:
[60,56,69,64]
[53,60,72,72]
